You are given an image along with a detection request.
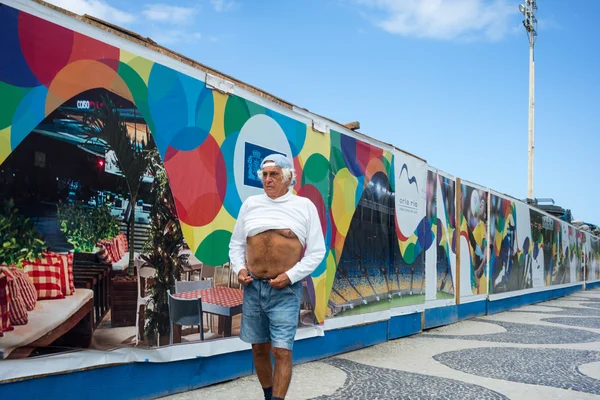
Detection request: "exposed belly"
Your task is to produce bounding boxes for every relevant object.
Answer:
[246,229,303,279]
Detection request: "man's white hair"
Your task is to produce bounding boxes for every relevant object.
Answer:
[257,166,296,187]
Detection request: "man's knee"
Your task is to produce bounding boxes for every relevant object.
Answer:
[271,347,292,361]
[252,343,272,357]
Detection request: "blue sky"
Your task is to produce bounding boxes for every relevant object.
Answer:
[48,0,600,225]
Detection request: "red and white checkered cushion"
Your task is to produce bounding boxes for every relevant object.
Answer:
[40,251,75,296]
[116,234,128,259]
[2,266,37,311]
[97,241,112,263]
[23,263,65,300]
[99,235,127,264]
[2,268,28,325]
[0,273,14,333]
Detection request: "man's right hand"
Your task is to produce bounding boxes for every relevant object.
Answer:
[238,269,254,286]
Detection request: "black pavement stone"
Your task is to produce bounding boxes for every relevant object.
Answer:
[426,319,600,344]
[311,358,508,400]
[579,302,600,309]
[514,305,600,316]
[434,347,600,395]
[541,317,600,329]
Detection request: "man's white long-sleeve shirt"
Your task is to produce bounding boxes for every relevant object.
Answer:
[228,190,326,284]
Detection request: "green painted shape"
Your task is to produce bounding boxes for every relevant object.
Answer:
[303,153,330,183]
[401,242,417,264]
[224,96,251,137]
[117,62,156,135]
[0,82,31,130]
[246,101,267,117]
[195,230,232,266]
[383,157,394,191]
[330,146,346,177]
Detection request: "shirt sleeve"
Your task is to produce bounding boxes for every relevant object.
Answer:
[285,200,326,284]
[229,201,249,276]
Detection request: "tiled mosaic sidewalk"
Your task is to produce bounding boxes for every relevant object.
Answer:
[164,290,600,400]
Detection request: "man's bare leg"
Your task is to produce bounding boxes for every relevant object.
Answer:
[252,343,273,390]
[272,347,293,399]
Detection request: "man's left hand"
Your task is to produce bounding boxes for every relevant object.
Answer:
[269,273,291,289]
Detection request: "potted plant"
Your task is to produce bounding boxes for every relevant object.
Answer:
[56,201,120,255]
[0,199,46,267]
[142,149,187,345]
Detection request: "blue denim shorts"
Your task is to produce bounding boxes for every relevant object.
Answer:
[240,275,302,350]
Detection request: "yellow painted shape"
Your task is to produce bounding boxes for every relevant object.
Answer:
[180,205,236,254]
[311,273,327,323]
[210,91,228,146]
[331,168,358,237]
[398,233,418,254]
[383,150,393,164]
[324,251,337,298]
[127,56,154,85]
[179,222,203,254]
[478,275,488,295]
[0,127,11,165]
[119,49,137,64]
[298,124,330,167]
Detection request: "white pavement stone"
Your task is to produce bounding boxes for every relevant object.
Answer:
[161,289,600,400]
[426,320,506,336]
[579,361,600,380]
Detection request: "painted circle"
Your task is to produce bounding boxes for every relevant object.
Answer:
[234,114,293,202]
[196,230,232,266]
[164,135,226,226]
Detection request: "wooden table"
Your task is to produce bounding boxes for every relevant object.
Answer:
[171,287,243,342]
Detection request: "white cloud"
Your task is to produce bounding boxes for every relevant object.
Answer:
[45,0,134,25]
[151,30,202,46]
[355,0,519,41]
[142,4,200,25]
[210,0,238,13]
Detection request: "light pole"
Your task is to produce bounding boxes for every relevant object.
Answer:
[520,1,538,200]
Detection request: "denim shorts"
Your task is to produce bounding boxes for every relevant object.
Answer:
[240,275,302,351]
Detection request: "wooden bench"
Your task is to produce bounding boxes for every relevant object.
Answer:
[0,289,94,359]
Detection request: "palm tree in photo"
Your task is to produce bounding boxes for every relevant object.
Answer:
[84,95,152,273]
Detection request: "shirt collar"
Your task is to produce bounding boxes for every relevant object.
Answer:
[264,189,292,203]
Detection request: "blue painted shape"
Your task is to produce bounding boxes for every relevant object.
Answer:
[0,6,42,87]
[221,131,243,218]
[389,312,422,339]
[488,285,583,315]
[586,281,600,290]
[243,142,285,188]
[293,320,389,364]
[0,350,254,400]
[265,109,306,158]
[11,85,47,150]
[457,300,487,321]
[424,306,457,329]
[147,63,188,157]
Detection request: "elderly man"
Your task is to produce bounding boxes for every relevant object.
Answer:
[229,154,326,400]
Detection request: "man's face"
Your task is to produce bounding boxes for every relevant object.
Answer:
[262,165,289,199]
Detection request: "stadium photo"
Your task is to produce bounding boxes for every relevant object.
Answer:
[327,172,426,318]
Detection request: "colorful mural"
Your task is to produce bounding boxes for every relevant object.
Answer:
[459,183,489,296]
[0,5,435,323]
[425,170,456,301]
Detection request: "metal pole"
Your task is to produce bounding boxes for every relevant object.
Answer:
[527,38,535,199]
[521,0,537,200]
